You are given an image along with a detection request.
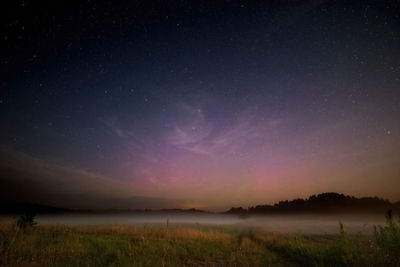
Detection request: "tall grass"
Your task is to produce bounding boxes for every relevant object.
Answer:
[1,214,400,266]
[0,223,283,266]
[250,212,400,267]
[372,210,400,266]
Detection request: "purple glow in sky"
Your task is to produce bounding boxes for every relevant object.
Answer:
[1,1,399,210]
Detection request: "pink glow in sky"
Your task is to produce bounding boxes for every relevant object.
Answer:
[1,1,400,210]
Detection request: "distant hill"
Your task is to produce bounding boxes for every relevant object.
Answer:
[226,192,398,215]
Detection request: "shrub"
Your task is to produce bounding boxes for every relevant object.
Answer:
[373,210,400,266]
[16,210,37,229]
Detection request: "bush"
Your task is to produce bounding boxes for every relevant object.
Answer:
[17,211,37,229]
[373,210,400,266]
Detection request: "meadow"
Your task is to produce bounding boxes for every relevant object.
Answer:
[0,214,399,267]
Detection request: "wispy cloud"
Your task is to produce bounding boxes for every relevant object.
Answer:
[166,105,277,158]
[100,117,147,153]
[166,101,212,152]
[101,117,128,138]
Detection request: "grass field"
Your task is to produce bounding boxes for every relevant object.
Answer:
[1,216,399,266]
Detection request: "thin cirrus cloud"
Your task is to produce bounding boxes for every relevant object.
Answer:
[166,104,276,158]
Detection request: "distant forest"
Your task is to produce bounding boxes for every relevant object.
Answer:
[1,192,400,215]
[226,192,400,215]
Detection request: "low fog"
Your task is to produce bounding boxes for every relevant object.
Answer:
[2,213,389,235]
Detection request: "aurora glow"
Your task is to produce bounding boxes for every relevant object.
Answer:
[1,1,399,210]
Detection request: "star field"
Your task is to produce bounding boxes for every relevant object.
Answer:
[1,0,400,210]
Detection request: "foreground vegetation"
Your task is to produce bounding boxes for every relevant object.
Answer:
[0,214,399,266]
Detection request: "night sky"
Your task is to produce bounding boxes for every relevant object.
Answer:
[1,1,400,210]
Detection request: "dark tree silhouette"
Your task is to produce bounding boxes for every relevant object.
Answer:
[231,192,394,215]
[17,210,37,229]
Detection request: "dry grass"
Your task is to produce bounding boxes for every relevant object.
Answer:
[0,223,284,266]
[1,217,399,266]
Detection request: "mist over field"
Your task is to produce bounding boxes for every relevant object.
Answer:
[1,212,389,234]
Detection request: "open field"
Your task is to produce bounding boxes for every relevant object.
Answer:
[1,215,399,266]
